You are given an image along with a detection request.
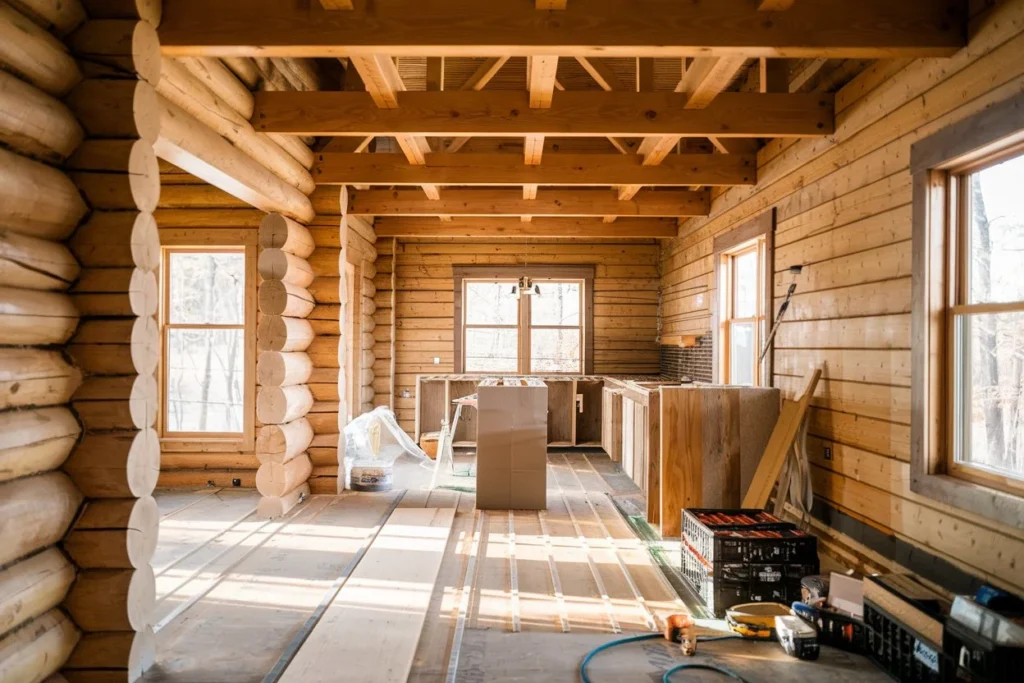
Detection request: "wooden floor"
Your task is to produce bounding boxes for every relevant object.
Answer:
[143,453,885,683]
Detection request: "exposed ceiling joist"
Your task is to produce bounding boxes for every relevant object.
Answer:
[373,217,678,238]
[620,56,748,201]
[349,54,442,201]
[251,91,833,138]
[159,0,964,59]
[446,56,512,154]
[312,152,755,186]
[348,188,710,217]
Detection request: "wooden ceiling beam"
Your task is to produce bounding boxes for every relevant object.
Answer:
[445,56,511,154]
[251,91,833,138]
[348,54,441,200]
[621,56,748,200]
[348,188,710,217]
[373,217,678,239]
[159,0,964,59]
[312,152,755,186]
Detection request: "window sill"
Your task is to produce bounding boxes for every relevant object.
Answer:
[161,437,254,453]
[910,469,1024,529]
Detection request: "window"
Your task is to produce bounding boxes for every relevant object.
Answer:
[454,266,594,374]
[912,91,1024,525]
[946,150,1024,493]
[712,211,774,386]
[159,231,257,447]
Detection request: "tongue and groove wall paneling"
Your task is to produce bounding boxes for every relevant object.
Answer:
[660,0,1024,595]
[60,3,164,680]
[0,2,88,677]
[374,239,662,434]
[255,212,315,517]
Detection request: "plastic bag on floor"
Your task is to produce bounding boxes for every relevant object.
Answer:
[339,406,432,492]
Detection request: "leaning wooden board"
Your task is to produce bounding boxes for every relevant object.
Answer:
[278,507,456,683]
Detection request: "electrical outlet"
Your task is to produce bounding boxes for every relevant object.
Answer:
[401,388,412,399]
[823,446,832,461]
[433,356,440,364]
[232,478,241,487]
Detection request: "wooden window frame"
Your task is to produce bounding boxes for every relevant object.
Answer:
[453,265,595,375]
[158,228,258,452]
[712,209,776,386]
[910,90,1024,528]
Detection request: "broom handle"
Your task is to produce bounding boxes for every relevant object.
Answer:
[759,282,797,362]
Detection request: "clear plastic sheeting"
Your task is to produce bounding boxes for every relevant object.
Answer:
[338,407,433,492]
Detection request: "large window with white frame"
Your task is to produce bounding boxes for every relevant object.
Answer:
[454,266,594,375]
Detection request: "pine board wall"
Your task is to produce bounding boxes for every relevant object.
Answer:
[372,238,662,434]
[661,0,1024,594]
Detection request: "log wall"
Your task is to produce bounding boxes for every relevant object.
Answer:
[60,2,165,679]
[374,239,662,435]
[304,187,377,494]
[0,0,86,680]
[150,51,321,493]
[661,0,1024,595]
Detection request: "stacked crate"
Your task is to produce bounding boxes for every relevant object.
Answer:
[680,508,819,616]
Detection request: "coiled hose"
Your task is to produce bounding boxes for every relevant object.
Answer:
[579,633,750,683]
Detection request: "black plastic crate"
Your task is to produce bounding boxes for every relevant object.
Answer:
[681,543,813,617]
[815,609,867,653]
[684,526,818,565]
[944,614,1024,683]
[864,599,954,683]
[682,508,793,561]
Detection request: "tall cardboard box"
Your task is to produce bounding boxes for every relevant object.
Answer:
[476,378,548,510]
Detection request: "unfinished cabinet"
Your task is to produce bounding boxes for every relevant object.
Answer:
[546,380,575,445]
[575,380,604,446]
[601,388,623,462]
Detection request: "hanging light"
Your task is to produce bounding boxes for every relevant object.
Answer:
[517,276,541,296]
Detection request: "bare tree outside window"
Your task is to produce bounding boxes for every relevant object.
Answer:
[955,152,1024,482]
[164,250,246,434]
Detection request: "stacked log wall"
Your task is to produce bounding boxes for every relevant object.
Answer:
[0,0,87,679]
[60,1,165,679]
[255,213,314,516]
[660,0,1024,595]
[150,51,319,489]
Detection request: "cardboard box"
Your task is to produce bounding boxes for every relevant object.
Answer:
[476,378,548,510]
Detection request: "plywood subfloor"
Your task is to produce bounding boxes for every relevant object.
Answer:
[143,454,882,683]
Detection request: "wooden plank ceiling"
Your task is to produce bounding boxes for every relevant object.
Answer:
[159,0,966,237]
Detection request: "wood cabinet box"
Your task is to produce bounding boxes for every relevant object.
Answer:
[476,378,548,510]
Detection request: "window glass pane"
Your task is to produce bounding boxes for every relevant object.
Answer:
[728,322,755,386]
[967,153,1024,305]
[530,328,581,373]
[732,249,758,319]
[531,281,581,326]
[465,282,518,325]
[465,328,518,372]
[166,328,244,433]
[168,252,245,324]
[956,311,1024,480]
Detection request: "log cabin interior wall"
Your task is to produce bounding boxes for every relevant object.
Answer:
[372,238,663,435]
[661,0,1024,595]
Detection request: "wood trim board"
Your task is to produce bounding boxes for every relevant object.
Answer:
[278,507,455,683]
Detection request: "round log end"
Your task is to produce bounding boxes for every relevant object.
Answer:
[128,140,160,213]
[133,81,161,143]
[128,495,159,568]
[128,268,158,317]
[130,372,158,429]
[133,19,162,86]
[130,315,159,376]
[131,211,160,271]
[127,428,160,497]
